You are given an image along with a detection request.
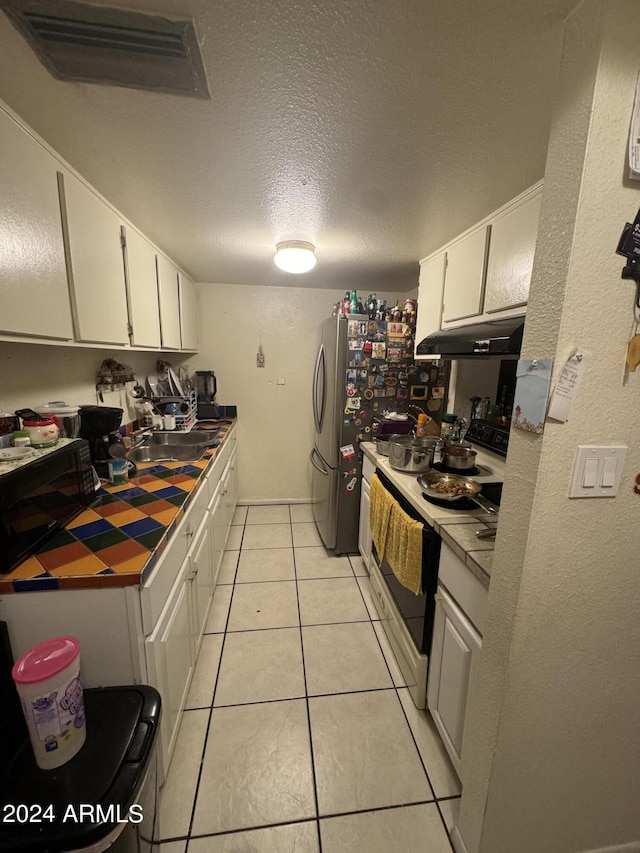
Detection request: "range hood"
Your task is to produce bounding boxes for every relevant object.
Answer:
[416,315,525,358]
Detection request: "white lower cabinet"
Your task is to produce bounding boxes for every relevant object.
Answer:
[145,561,195,775]
[358,455,375,568]
[188,513,214,654]
[427,585,481,776]
[427,542,487,779]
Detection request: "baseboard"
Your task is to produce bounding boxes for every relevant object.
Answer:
[448,829,640,853]
[450,826,469,853]
[237,499,311,505]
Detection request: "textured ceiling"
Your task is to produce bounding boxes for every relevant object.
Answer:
[0,0,579,290]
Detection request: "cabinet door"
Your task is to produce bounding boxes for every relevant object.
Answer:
[414,251,446,357]
[224,449,238,536]
[0,109,73,340]
[188,513,213,654]
[208,486,225,587]
[145,564,194,774]
[179,271,199,351]
[122,225,161,348]
[484,189,542,314]
[156,254,181,349]
[58,170,129,344]
[358,477,371,567]
[442,226,490,324]
[427,585,482,777]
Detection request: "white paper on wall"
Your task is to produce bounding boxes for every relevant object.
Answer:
[547,349,588,423]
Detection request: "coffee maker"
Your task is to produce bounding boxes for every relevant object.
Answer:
[195,371,219,419]
[79,406,126,479]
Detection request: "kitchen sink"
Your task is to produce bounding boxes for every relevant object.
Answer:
[145,430,220,446]
[128,430,220,464]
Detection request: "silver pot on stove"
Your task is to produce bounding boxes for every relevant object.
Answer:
[388,435,438,473]
[439,443,477,471]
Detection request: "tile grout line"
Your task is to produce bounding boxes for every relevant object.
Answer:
[292,521,324,853]
[180,514,247,850]
[354,562,459,852]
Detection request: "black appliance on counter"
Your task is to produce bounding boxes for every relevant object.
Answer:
[195,370,219,419]
[79,406,126,479]
[0,622,161,853]
[0,441,95,574]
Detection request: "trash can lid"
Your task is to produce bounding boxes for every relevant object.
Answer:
[12,636,80,684]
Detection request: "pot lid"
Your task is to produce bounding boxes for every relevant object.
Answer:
[35,401,80,414]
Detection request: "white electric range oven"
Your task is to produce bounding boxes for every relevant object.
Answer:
[368,420,509,709]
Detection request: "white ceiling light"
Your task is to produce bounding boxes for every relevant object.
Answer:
[274,241,317,274]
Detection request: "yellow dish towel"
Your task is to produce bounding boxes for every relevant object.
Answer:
[369,474,394,558]
[384,501,424,596]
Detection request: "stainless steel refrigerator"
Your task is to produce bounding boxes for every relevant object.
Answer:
[310,313,447,554]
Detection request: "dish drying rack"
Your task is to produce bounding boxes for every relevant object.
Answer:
[149,390,197,432]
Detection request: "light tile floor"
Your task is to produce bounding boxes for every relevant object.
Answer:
[158,504,461,852]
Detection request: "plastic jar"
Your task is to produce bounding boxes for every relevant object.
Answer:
[12,430,31,447]
[12,636,86,770]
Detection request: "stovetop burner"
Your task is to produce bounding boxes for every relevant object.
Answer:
[431,461,479,477]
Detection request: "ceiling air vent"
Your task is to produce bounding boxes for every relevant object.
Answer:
[0,0,210,98]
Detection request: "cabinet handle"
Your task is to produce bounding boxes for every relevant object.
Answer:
[184,529,194,539]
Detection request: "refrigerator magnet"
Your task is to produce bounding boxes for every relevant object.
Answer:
[346,383,356,397]
[345,398,361,410]
[410,386,428,399]
[431,386,445,399]
[364,388,374,399]
[340,444,356,460]
[372,342,386,359]
[397,387,408,400]
[346,369,356,382]
[348,320,359,336]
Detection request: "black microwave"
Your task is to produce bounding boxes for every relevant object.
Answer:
[0,440,96,574]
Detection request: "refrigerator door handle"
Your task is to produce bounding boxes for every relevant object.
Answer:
[310,447,329,475]
[312,344,326,434]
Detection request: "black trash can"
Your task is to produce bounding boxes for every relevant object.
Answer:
[0,624,161,853]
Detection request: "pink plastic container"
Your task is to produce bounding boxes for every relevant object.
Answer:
[12,636,86,769]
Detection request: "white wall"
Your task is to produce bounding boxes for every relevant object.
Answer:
[0,342,161,425]
[186,283,414,503]
[457,2,640,851]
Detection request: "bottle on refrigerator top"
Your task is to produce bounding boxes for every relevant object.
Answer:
[441,413,458,441]
[349,290,358,313]
[343,292,350,314]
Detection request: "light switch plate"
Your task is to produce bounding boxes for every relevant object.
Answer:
[569,445,628,498]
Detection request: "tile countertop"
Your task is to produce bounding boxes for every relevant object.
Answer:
[0,419,236,595]
[360,441,496,588]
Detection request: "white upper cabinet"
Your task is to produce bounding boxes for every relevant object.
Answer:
[0,108,73,340]
[156,254,182,350]
[178,271,199,351]
[414,251,446,358]
[441,226,490,324]
[484,187,542,314]
[122,225,161,348]
[418,182,543,332]
[58,170,129,345]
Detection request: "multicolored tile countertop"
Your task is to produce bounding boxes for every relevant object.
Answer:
[0,420,235,595]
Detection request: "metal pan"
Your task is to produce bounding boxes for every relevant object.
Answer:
[417,472,498,514]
